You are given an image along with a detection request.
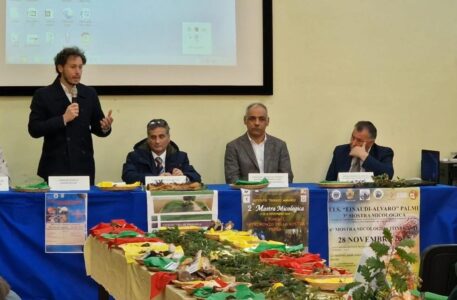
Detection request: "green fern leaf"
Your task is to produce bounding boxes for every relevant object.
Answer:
[383,227,393,244]
[371,241,389,257]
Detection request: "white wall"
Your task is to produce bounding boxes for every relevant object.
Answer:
[2,0,457,184]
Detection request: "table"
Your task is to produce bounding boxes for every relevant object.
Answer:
[84,236,192,300]
[1,184,457,299]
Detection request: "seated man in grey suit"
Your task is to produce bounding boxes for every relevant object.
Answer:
[325,121,394,181]
[224,103,293,183]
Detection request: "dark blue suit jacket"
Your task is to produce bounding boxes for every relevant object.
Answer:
[122,139,201,184]
[325,143,394,181]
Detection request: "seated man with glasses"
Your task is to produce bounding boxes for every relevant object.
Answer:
[325,121,394,181]
[122,119,201,184]
[224,103,293,184]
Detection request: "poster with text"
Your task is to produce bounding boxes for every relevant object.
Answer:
[147,190,217,231]
[328,187,420,274]
[45,193,87,253]
[242,188,309,249]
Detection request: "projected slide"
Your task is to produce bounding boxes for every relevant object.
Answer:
[5,0,236,65]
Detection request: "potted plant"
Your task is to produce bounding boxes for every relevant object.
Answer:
[343,228,419,300]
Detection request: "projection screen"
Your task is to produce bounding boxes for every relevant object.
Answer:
[0,0,272,95]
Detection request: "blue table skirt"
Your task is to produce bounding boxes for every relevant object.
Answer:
[1,184,457,300]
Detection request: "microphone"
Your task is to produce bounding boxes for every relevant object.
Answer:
[71,86,78,103]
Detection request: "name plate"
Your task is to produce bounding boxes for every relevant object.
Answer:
[248,173,289,188]
[49,176,90,191]
[337,172,374,183]
[145,176,187,185]
[0,176,9,191]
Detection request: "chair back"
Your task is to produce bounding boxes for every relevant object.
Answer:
[419,244,457,296]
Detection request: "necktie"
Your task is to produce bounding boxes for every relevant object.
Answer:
[155,157,164,174]
[350,158,361,172]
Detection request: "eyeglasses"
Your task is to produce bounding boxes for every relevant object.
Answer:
[147,119,168,128]
[351,135,373,144]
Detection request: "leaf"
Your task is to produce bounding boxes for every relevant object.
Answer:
[370,241,389,257]
[397,238,415,248]
[373,271,388,289]
[395,247,417,264]
[352,286,370,300]
[383,227,393,244]
[366,257,385,271]
[391,273,408,292]
[390,258,409,274]
[358,264,374,282]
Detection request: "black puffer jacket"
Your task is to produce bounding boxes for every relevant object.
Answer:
[121,139,201,184]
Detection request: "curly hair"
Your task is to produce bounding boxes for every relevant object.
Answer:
[54,47,86,74]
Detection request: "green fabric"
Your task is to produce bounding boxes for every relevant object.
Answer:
[116,231,140,238]
[252,242,286,253]
[101,233,118,239]
[250,242,303,253]
[207,285,265,300]
[206,292,232,300]
[285,244,304,253]
[14,182,49,189]
[100,231,139,239]
[143,257,175,270]
[145,232,157,238]
[234,178,269,186]
[410,289,448,300]
[193,286,214,298]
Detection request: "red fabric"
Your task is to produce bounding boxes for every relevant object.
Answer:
[259,251,324,273]
[89,220,145,237]
[150,272,177,299]
[215,277,228,288]
[107,237,163,248]
[259,249,280,258]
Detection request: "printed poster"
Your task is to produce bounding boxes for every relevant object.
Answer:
[242,188,309,248]
[328,187,420,274]
[45,193,87,253]
[147,190,218,231]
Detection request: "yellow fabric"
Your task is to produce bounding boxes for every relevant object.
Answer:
[96,181,141,188]
[214,230,260,248]
[206,229,284,249]
[118,242,169,263]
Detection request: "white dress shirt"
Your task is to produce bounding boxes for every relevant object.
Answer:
[248,134,267,173]
[61,83,73,103]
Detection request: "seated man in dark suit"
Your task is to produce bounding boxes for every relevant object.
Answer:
[325,121,394,181]
[224,103,293,183]
[122,119,201,184]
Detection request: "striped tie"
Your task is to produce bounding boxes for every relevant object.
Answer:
[155,157,164,174]
[350,158,361,172]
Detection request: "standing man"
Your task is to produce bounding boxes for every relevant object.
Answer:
[325,121,394,181]
[224,103,293,183]
[28,47,113,185]
[122,119,201,184]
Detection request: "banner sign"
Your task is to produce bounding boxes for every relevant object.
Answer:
[45,193,87,253]
[328,187,420,273]
[147,190,218,231]
[242,188,309,249]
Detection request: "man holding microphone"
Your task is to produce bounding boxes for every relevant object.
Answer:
[28,47,113,185]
